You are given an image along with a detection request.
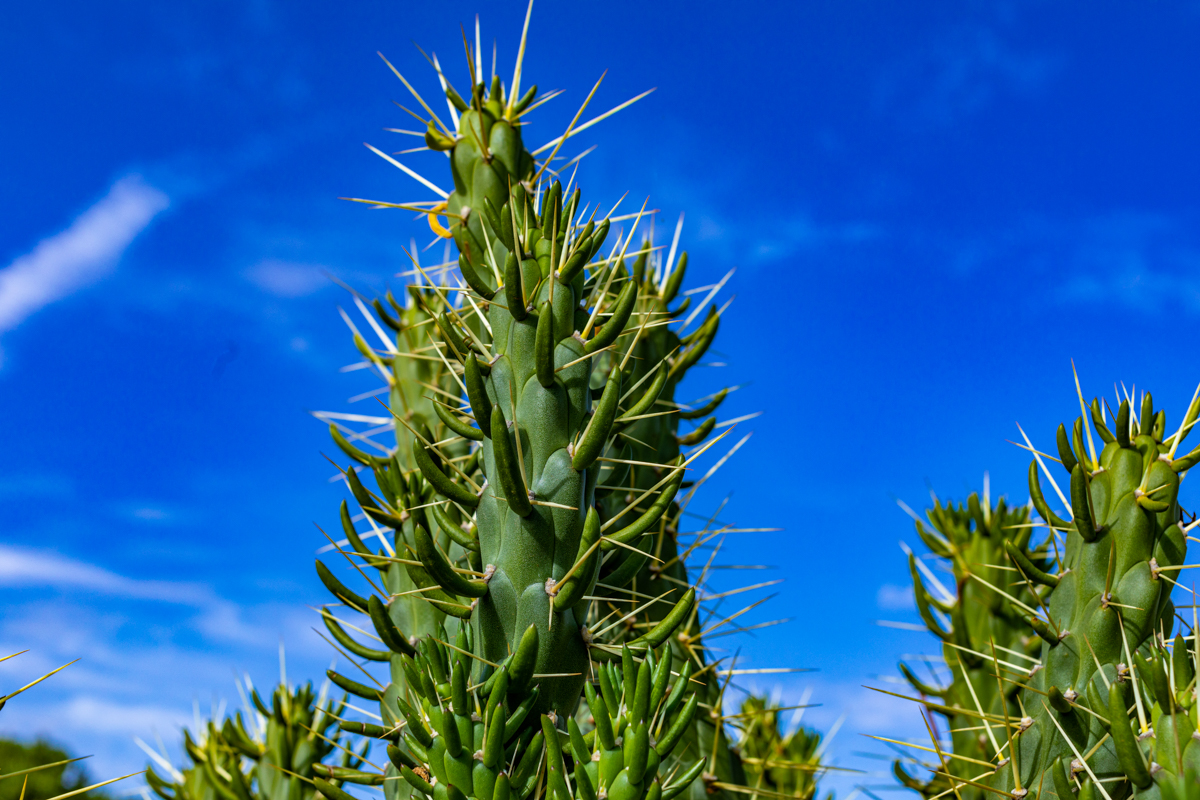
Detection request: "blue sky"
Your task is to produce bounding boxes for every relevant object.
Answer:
[3,1,1200,795]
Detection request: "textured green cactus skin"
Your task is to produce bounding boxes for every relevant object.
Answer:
[737,696,827,800]
[147,682,359,800]
[893,492,1039,800]
[979,391,1200,799]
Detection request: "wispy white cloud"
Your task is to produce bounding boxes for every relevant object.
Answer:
[0,545,325,649]
[29,695,192,739]
[0,545,212,605]
[0,590,332,781]
[244,259,331,297]
[0,176,169,338]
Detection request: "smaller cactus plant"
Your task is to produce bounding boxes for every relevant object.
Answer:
[146,678,360,800]
[884,379,1200,800]
[735,696,829,800]
[891,485,1041,800]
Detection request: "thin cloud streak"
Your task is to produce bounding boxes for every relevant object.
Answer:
[0,175,168,335]
[0,545,212,605]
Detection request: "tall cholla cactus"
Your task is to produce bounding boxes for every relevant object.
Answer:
[736,696,828,800]
[892,488,1040,800]
[309,11,824,800]
[146,679,362,800]
[897,383,1200,800]
[308,14,722,800]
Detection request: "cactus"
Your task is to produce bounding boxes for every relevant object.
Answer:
[891,487,1040,800]
[889,382,1200,800]
[979,384,1200,799]
[318,23,706,799]
[308,11,828,800]
[146,678,361,800]
[736,696,829,800]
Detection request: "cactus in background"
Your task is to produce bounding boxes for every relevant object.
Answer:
[736,696,828,800]
[891,487,1041,800]
[889,383,1200,800]
[981,385,1200,799]
[146,678,361,800]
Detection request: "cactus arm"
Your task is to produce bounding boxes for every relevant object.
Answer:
[322,610,391,661]
[1027,460,1070,530]
[330,424,390,466]
[601,462,684,549]
[584,282,636,355]
[898,662,947,698]
[411,438,479,509]
[433,399,484,441]
[429,501,481,552]
[616,362,668,424]
[678,387,727,420]
[489,404,533,517]
[315,561,368,612]
[571,372,621,471]
[413,525,488,598]
[1004,541,1059,588]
